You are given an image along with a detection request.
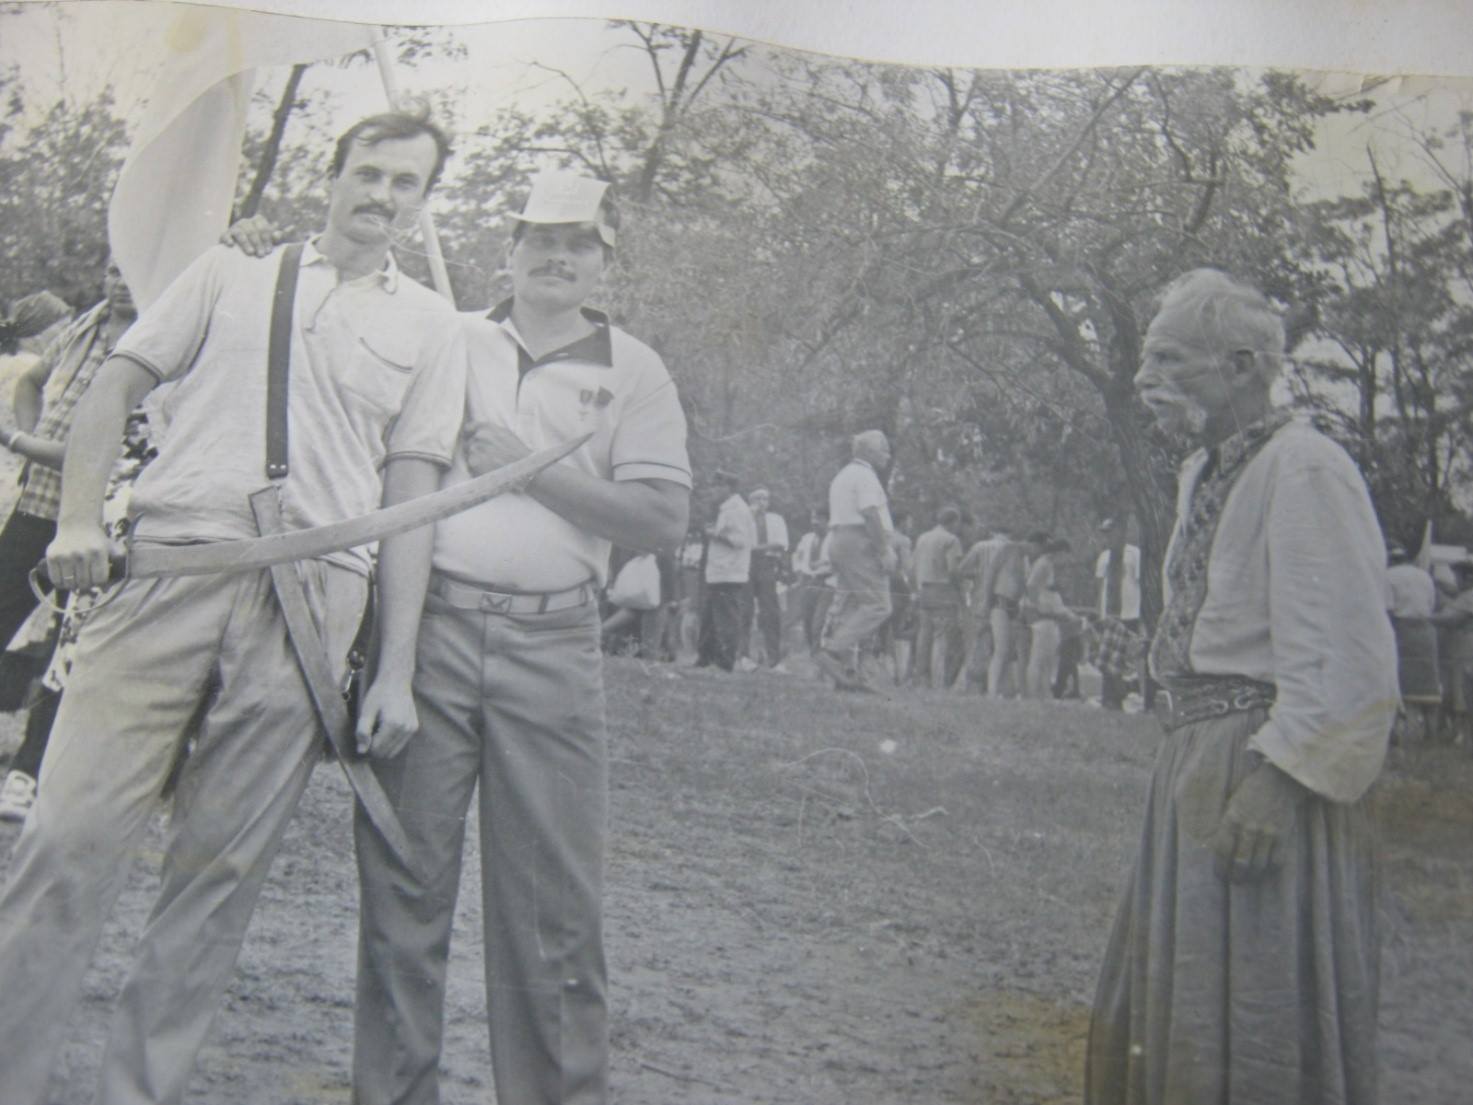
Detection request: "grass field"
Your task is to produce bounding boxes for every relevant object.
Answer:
[2,654,1470,1103]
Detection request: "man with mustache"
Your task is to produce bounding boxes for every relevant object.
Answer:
[1086,269,1397,1105]
[350,172,691,1104]
[0,112,466,1105]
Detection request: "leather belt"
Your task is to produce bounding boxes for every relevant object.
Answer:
[429,574,594,615]
[1155,674,1276,733]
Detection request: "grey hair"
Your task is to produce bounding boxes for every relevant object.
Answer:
[1152,269,1285,384]
[852,429,888,456]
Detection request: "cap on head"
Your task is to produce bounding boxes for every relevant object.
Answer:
[512,172,617,247]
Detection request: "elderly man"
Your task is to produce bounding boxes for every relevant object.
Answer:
[0,112,465,1105]
[351,172,690,1105]
[816,430,896,691]
[1086,270,1397,1105]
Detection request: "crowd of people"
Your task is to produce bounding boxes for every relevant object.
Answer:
[0,101,1455,1105]
[599,458,1153,707]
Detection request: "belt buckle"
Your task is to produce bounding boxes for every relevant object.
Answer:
[480,590,513,614]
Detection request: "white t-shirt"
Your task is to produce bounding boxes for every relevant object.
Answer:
[1094,544,1142,621]
[827,459,892,529]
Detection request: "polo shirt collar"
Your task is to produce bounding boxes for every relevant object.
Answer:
[302,237,401,293]
[487,297,613,368]
[849,457,876,472]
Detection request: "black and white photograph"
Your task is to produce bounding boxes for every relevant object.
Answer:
[0,1,1469,1102]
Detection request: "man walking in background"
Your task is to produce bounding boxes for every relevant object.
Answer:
[1087,269,1396,1105]
[350,171,690,1105]
[816,429,895,692]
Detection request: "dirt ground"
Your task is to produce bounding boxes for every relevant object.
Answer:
[2,654,1471,1105]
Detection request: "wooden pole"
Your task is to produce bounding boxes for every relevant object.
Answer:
[369,28,455,305]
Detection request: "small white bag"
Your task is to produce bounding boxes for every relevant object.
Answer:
[606,553,661,611]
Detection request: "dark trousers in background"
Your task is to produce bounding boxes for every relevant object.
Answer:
[748,559,783,664]
[697,582,747,671]
[0,509,57,677]
[912,583,963,689]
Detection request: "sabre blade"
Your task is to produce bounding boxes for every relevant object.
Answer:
[117,433,591,581]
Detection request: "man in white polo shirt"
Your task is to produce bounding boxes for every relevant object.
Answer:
[351,173,691,1105]
[817,429,896,691]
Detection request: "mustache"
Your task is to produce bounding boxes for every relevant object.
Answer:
[530,264,574,280]
[352,203,395,220]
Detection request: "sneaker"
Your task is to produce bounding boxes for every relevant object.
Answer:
[0,771,37,823]
[734,657,759,673]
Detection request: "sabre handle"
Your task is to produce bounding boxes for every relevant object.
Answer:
[30,555,127,602]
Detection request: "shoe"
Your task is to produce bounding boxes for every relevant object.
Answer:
[770,660,790,674]
[0,771,37,823]
[735,657,758,673]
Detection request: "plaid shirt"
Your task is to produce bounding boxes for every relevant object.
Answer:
[16,302,115,521]
[1090,615,1143,679]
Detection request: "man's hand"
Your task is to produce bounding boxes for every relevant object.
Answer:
[221,214,280,258]
[879,545,898,575]
[462,420,534,480]
[45,521,116,593]
[1211,760,1305,883]
[354,676,419,759]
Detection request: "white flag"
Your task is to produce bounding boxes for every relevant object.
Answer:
[108,8,373,309]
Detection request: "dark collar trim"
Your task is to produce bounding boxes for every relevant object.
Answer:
[487,298,613,370]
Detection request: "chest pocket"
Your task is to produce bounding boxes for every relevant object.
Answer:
[340,327,418,417]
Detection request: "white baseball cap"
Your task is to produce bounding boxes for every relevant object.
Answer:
[511,172,616,247]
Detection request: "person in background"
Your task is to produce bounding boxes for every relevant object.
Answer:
[954,523,1007,694]
[746,486,789,669]
[911,505,965,689]
[882,507,916,685]
[0,266,135,822]
[1087,268,1397,1105]
[1093,516,1143,710]
[696,469,755,672]
[816,430,896,692]
[1429,558,1473,746]
[1385,541,1440,740]
[785,508,831,655]
[978,529,1044,698]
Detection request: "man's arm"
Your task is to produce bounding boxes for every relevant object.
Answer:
[860,504,896,573]
[44,356,158,589]
[12,352,50,431]
[354,457,441,759]
[463,421,688,552]
[1,341,67,469]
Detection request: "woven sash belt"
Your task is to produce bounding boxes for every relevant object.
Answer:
[1154,674,1277,733]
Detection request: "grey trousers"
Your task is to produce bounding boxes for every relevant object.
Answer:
[353,588,609,1105]
[0,565,363,1105]
[822,527,892,655]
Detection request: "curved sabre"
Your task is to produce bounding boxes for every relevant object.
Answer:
[42,433,592,587]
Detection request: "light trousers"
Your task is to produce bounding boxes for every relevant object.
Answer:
[353,589,609,1105]
[0,564,363,1105]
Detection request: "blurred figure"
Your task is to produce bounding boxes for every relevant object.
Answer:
[746,487,789,668]
[1385,541,1440,740]
[1093,516,1142,710]
[816,430,895,692]
[696,470,755,672]
[911,505,965,689]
